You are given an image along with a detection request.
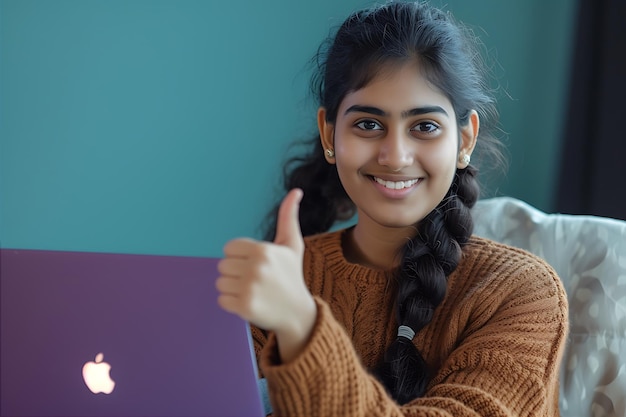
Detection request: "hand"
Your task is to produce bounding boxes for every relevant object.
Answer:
[216,189,317,362]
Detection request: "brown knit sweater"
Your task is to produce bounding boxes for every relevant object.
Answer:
[251,230,569,416]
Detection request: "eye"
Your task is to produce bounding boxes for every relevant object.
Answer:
[355,120,383,131]
[411,122,440,134]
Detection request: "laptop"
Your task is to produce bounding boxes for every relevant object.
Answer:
[0,248,265,417]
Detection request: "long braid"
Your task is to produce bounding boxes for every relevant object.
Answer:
[375,166,479,403]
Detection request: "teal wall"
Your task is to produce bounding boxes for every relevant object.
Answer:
[438,0,578,211]
[0,0,577,257]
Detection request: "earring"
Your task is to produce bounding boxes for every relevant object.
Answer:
[325,148,335,158]
[460,154,470,165]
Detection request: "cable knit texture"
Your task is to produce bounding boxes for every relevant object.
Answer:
[252,230,569,416]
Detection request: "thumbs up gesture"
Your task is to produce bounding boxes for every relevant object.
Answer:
[216,189,317,362]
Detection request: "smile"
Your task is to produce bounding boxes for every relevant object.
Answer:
[373,177,420,190]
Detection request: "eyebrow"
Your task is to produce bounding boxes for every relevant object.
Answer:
[344,104,449,118]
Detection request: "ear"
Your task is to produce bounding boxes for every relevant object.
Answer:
[317,107,336,164]
[457,110,479,169]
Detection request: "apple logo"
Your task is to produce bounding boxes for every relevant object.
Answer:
[82,352,116,394]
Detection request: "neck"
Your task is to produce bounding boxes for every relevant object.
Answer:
[343,215,416,270]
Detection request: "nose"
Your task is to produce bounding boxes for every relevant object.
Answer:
[377,129,414,171]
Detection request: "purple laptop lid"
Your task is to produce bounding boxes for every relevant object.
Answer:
[0,248,264,417]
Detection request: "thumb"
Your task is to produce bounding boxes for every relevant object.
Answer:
[274,188,304,252]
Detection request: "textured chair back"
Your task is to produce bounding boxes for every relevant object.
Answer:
[472,197,626,417]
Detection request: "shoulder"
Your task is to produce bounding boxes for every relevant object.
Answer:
[462,235,556,274]
[456,236,567,305]
[304,229,343,249]
[303,229,345,263]
[300,230,347,294]
[301,230,344,280]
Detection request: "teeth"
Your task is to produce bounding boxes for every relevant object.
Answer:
[374,177,419,189]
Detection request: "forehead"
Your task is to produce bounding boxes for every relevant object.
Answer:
[338,62,454,116]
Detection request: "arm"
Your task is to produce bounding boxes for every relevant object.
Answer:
[259,262,568,417]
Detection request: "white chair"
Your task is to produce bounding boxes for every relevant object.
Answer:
[472,197,626,417]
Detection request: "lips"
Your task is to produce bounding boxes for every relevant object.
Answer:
[373,176,419,190]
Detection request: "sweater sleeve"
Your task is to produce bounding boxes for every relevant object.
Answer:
[260,297,395,416]
[259,266,568,417]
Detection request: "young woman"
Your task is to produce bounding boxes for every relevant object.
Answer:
[216,1,569,415]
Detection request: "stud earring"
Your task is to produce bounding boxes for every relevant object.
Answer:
[460,154,470,165]
[325,148,335,158]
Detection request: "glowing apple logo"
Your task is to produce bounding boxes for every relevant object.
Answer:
[82,353,116,394]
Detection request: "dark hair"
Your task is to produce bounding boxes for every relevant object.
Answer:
[264,1,504,404]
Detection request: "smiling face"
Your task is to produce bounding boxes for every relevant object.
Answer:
[319,61,478,240]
